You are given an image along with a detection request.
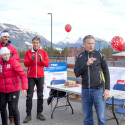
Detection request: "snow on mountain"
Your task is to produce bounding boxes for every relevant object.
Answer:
[58,36,109,50]
[0,23,52,50]
[0,23,110,51]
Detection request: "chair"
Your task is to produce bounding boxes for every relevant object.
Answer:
[113,84,125,125]
[49,80,73,119]
[50,79,67,109]
[106,83,125,124]
[115,107,125,125]
[106,84,125,106]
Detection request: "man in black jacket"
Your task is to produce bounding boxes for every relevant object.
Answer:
[74,35,110,125]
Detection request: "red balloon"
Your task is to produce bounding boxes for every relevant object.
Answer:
[65,24,72,32]
[111,36,124,51]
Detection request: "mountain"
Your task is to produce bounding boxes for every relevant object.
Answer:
[56,37,78,48]
[0,23,110,51]
[58,37,110,51]
[0,23,53,50]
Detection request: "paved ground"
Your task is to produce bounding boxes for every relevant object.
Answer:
[0,93,125,125]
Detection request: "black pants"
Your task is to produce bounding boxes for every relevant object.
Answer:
[26,77,44,116]
[0,91,20,125]
[8,100,14,117]
[0,96,14,117]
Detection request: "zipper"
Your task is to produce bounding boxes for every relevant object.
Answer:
[36,52,37,78]
[28,67,30,74]
[12,80,16,88]
[99,71,102,83]
[3,63,7,93]
[88,53,90,89]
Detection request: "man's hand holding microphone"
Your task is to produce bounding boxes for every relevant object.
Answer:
[87,57,96,66]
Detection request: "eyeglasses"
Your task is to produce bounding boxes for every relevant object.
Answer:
[83,35,95,42]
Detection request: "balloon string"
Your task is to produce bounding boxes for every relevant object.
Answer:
[66,32,70,41]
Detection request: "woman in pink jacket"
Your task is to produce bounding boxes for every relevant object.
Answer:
[0,47,28,125]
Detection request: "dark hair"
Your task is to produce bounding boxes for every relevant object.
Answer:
[32,36,41,43]
[83,35,95,43]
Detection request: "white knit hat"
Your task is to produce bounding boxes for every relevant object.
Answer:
[0,47,10,55]
[0,31,9,38]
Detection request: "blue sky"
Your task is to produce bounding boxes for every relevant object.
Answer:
[0,0,125,43]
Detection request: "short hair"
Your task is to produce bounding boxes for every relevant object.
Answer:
[32,36,41,43]
[83,35,95,43]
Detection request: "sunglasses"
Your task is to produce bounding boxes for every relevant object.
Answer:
[33,36,40,39]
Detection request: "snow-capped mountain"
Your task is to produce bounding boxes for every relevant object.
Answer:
[0,23,52,50]
[0,23,110,51]
[57,37,77,48]
[58,36,110,51]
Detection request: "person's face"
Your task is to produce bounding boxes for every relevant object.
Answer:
[0,36,9,45]
[83,38,95,52]
[1,53,10,61]
[32,39,40,50]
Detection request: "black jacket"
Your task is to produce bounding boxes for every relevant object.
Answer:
[74,50,110,90]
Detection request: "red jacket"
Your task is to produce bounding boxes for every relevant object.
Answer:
[0,41,20,62]
[24,48,49,78]
[0,58,28,93]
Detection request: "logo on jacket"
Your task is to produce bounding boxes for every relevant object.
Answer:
[7,64,11,68]
[78,54,82,58]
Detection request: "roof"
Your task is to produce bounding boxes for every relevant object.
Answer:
[112,51,125,56]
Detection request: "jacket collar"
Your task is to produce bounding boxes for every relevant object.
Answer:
[31,48,39,52]
[1,40,11,47]
[85,50,95,53]
[84,50,95,57]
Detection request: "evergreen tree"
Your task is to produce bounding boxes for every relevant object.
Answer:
[61,47,68,56]
[102,46,113,56]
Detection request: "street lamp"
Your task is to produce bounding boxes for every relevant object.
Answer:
[108,44,110,57]
[98,41,101,51]
[48,13,52,56]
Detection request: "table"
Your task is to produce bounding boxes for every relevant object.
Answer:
[47,85,125,124]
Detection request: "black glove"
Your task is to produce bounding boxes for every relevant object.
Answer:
[38,54,42,61]
[31,54,35,61]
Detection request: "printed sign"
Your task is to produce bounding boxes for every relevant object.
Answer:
[33,62,67,99]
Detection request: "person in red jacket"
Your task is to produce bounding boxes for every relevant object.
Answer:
[23,36,49,123]
[0,30,20,125]
[0,30,20,62]
[0,47,28,125]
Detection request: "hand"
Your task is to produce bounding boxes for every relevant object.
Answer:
[38,54,42,61]
[87,57,96,66]
[103,89,109,100]
[31,54,35,61]
[22,90,27,95]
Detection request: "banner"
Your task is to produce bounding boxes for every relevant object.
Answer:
[109,67,125,99]
[33,66,125,99]
[33,62,67,99]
